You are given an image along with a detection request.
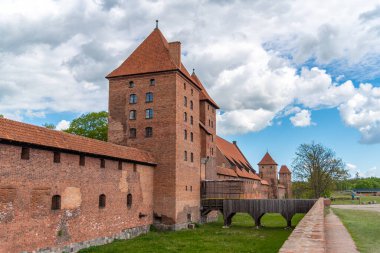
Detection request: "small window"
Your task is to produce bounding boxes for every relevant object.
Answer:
[184,130,187,140]
[185,186,188,191]
[190,101,193,110]
[184,151,187,161]
[190,132,193,142]
[191,89,193,95]
[145,109,153,119]
[184,83,186,90]
[190,116,193,125]
[99,194,106,209]
[145,127,153,137]
[150,79,155,86]
[133,163,137,172]
[51,195,61,210]
[129,128,136,138]
[184,112,187,122]
[100,159,105,168]
[129,110,136,120]
[21,147,30,160]
[190,186,193,192]
[79,155,85,166]
[53,152,61,163]
[129,94,137,104]
[129,81,135,88]
[118,161,123,170]
[146,92,153,103]
[127,193,132,208]
[190,152,194,162]
[184,96,187,107]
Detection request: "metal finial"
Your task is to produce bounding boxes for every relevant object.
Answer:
[192,68,195,73]
[156,20,158,29]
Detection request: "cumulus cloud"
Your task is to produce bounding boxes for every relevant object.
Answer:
[56,120,70,131]
[1,0,380,143]
[290,110,312,127]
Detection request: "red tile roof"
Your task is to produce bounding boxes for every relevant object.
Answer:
[278,184,286,189]
[261,180,269,185]
[0,118,156,165]
[216,166,238,177]
[258,152,278,165]
[216,136,253,171]
[279,165,291,174]
[191,72,219,109]
[106,28,202,90]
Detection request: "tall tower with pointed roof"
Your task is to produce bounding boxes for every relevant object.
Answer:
[106,26,218,229]
[258,152,278,199]
[279,165,292,198]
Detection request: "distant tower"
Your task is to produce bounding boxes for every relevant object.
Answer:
[258,152,278,199]
[279,165,292,198]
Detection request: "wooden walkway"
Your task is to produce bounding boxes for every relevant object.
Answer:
[202,199,317,227]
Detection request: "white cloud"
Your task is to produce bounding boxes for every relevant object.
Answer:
[56,120,70,131]
[290,110,312,127]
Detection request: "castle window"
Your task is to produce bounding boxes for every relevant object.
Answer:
[145,109,153,119]
[184,151,188,161]
[190,101,193,110]
[21,147,30,160]
[184,130,187,140]
[190,132,193,142]
[129,94,137,104]
[118,161,123,170]
[145,127,153,137]
[190,152,194,162]
[100,159,105,168]
[184,96,187,107]
[79,155,85,166]
[191,89,193,95]
[53,152,61,163]
[99,194,106,209]
[184,112,187,122]
[129,81,135,88]
[190,116,193,125]
[133,163,137,172]
[150,79,155,86]
[129,128,136,138]
[51,195,61,210]
[190,186,193,192]
[186,186,188,191]
[129,110,136,120]
[127,193,132,208]
[184,83,186,90]
[146,92,153,103]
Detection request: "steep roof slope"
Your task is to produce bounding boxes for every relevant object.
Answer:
[258,152,278,165]
[0,118,156,165]
[216,136,253,170]
[279,165,291,174]
[191,72,219,109]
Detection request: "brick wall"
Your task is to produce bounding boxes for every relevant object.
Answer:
[0,143,154,253]
[279,198,326,253]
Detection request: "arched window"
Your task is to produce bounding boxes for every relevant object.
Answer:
[184,129,187,140]
[184,151,188,161]
[99,194,106,209]
[145,109,153,119]
[190,116,193,125]
[146,92,153,103]
[129,81,135,88]
[190,152,194,162]
[184,96,187,107]
[145,127,153,137]
[190,101,193,110]
[129,110,136,120]
[190,132,193,142]
[184,83,186,90]
[51,195,61,210]
[129,94,137,104]
[184,112,187,122]
[127,193,132,208]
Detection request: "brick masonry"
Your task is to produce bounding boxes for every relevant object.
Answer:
[0,143,154,253]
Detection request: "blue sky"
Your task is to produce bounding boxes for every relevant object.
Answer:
[1,0,380,177]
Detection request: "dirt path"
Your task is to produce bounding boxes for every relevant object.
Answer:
[325,209,359,253]
[332,204,380,212]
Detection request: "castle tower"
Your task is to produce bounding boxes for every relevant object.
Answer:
[258,152,278,199]
[106,27,218,229]
[279,165,292,198]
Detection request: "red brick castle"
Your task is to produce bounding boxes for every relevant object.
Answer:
[0,26,291,252]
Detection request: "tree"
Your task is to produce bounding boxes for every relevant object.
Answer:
[292,142,349,198]
[64,111,108,141]
[43,123,56,129]
[0,114,3,118]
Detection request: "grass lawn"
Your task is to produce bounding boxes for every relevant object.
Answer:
[333,208,380,253]
[79,213,304,253]
[330,194,379,205]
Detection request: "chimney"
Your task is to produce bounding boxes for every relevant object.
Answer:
[233,141,237,145]
[169,42,181,67]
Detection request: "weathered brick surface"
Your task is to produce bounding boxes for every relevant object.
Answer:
[279,198,326,253]
[0,144,154,253]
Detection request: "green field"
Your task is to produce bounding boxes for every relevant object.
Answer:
[333,208,380,253]
[79,213,304,253]
[330,193,379,205]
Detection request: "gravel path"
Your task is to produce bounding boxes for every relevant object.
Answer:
[332,204,380,212]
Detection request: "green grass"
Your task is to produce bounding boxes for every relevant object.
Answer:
[330,193,379,205]
[79,213,304,253]
[333,208,380,253]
